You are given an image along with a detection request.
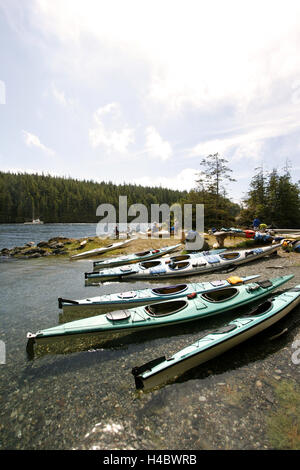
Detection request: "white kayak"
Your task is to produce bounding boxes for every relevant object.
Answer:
[132,284,300,390]
[92,243,182,270]
[70,238,135,260]
[84,249,226,283]
[85,243,281,281]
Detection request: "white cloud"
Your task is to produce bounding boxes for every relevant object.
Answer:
[189,113,300,161]
[144,126,172,161]
[22,130,55,155]
[24,0,300,114]
[89,102,135,154]
[51,83,74,107]
[134,168,198,191]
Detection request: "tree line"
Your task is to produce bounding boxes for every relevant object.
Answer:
[0,172,187,223]
[238,165,300,228]
[1,157,299,229]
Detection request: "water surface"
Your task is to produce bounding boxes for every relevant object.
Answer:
[1,236,300,449]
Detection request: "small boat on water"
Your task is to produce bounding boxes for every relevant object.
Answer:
[132,284,300,390]
[85,249,226,283]
[70,237,135,260]
[85,243,281,282]
[92,243,182,270]
[24,218,44,225]
[59,275,260,316]
[26,275,293,353]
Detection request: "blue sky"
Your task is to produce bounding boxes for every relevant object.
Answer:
[1,0,300,203]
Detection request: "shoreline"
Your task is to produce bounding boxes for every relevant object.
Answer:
[1,233,299,263]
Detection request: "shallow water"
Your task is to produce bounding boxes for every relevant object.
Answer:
[0,223,98,250]
[1,250,300,449]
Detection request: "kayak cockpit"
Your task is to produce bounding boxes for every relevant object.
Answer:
[219,252,241,260]
[140,260,162,269]
[169,255,191,262]
[145,300,188,317]
[202,287,239,303]
[135,250,151,256]
[169,261,190,271]
[151,284,188,296]
[243,300,273,317]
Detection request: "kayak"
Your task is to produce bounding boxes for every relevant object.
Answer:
[132,284,300,390]
[70,238,135,260]
[58,275,260,316]
[85,243,281,282]
[92,243,182,270]
[85,249,227,283]
[26,275,293,352]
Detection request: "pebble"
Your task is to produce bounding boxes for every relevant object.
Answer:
[199,396,207,402]
[256,380,263,388]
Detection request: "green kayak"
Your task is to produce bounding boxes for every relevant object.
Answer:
[27,275,293,353]
[132,284,300,390]
[58,275,260,317]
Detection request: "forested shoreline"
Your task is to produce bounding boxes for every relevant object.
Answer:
[0,172,186,223]
[1,159,299,229]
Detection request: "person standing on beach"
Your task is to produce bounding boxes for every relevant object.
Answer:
[253,216,260,231]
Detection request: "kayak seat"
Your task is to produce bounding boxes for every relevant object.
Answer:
[202,287,238,303]
[135,250,151,256]
[151,284,188,295]
[146,300,188,317]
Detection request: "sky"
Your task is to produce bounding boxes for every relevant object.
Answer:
[1,0,300,204]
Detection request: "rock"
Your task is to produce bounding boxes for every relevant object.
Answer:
[49,242,65,249]
[51,249,68,255]
[25,247,46,255]
[28,253,42,258]
[256,380,263,388]
[37,241,50,248]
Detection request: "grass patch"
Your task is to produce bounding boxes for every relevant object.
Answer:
[266,380,300,449]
